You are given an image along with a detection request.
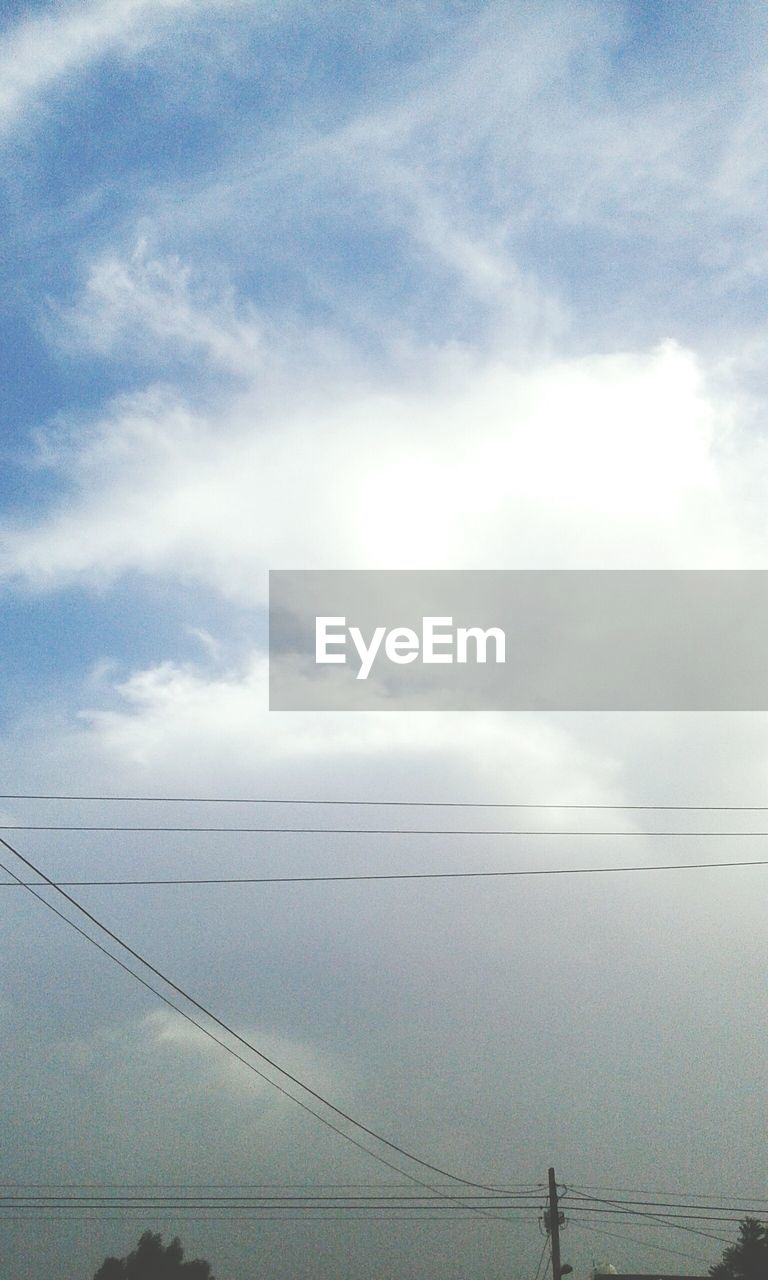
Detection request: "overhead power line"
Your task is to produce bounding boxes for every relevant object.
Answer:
[557,1207,750,1223]
[0,833,508,1205]
[562,1196,766,1213]
[568,1183,767,1201]
[0,851,424,1189]
[0,1182,543,1190]
[3,794,768,810]
[532,1237,551,1280]
[4,1193,750,1218]
[0,1213,540,1224]
[0,1187,537,1198]
[0,1181,756,1205]
[565,1217,712,1267]
[3,1200,743,1221]
[4,825,768,835]
[564,1188,735,1246]
[1,860,765,887]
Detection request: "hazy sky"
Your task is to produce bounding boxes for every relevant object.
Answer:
[0,2,766,1279]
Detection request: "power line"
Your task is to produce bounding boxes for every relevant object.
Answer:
[5,825,768,835]
[0,1182,543,1190]
[3,794,768,810]
[532,1236,551,1280]
[565,1197,766,1214]
[0,834,508,1204]
[559,1208,750,1223]
[565,1217,712,1267]
[0,851,429,1191]
[0,1198,540,1208]
[1,1182,749,1206]
[568,1183,767,1201]
[569,1215,732,1247]
[1,860,765,887]
[0,1214,542,1224]
[0,1195,537,1204]
[2,1201,740,1219]
[0,1193,532,1205]
[564,1189,735,1246]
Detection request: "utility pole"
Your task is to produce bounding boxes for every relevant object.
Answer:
[548,1167,562,1280]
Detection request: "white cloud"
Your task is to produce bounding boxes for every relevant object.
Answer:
[0,1004,371,1184]
[0,301,759,600]
[3,12,768,1278]
[54,242,266,375]
[129,0,768,341]
[77,651,622,805]
[0,0,245,135]
[59,1008,353,1107]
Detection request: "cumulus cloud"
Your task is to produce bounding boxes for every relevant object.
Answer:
[74,651,621,802]
[0,306,759,599]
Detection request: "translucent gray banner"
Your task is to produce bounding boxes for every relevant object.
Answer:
[269,570,768,710]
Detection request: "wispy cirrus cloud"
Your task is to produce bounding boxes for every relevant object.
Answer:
[0,0,252,136]
[116,1,768,355]
[53,242,266,376]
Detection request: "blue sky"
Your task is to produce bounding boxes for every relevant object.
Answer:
[0,4,767,1280]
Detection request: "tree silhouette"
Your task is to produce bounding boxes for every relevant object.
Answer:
[709,1217,768,1280]
[92,1231,215,1280]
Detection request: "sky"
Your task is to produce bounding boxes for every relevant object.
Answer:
[0,1,766,1278]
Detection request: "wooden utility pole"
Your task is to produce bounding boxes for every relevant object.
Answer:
[548,1166,562,1280]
